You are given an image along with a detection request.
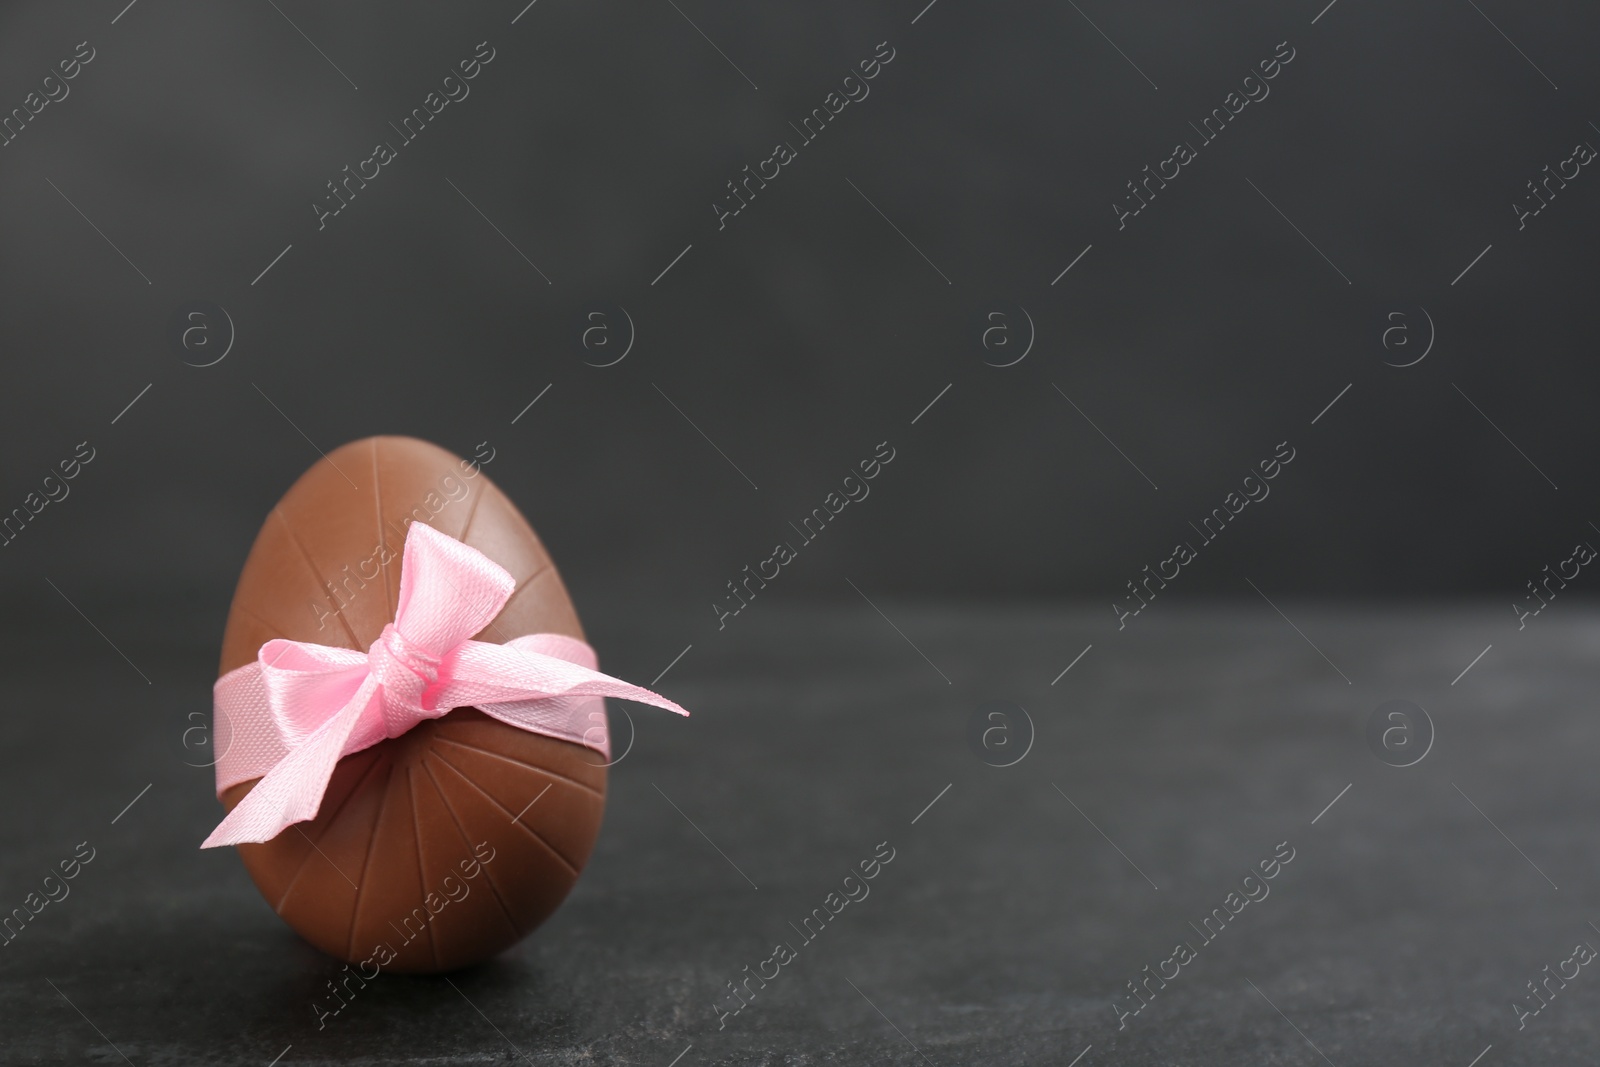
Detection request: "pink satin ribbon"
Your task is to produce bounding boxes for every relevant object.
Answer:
[203,521,687,848]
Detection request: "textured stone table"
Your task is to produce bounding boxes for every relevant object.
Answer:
[2,601,1595,1065]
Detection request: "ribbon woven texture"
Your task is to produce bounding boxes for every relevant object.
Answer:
[203,521,687,848]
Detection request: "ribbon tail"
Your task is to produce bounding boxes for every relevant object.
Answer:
[201,674,380,848]
[433,641,686,758]
[474,693,609,754]
[485,676,688,716]
[438,640,690,718]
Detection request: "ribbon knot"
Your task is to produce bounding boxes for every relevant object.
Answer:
[369,623,444,725]
[202,522,688,849]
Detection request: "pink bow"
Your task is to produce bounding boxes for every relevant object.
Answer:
[202,522,687,848]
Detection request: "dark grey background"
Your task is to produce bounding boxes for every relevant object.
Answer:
[3,1,1599,1064]
[1,0,1596,620]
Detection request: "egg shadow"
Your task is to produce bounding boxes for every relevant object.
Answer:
[26,903,579,1063]
[237,930,579,1061]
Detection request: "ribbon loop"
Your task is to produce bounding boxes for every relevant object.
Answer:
[202,522,687,849]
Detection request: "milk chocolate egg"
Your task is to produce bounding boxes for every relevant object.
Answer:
[217,436,604,973]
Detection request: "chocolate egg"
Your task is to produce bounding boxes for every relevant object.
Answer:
[216,436,604,973]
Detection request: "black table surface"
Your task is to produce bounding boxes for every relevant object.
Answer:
[2,601,1595,1065]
